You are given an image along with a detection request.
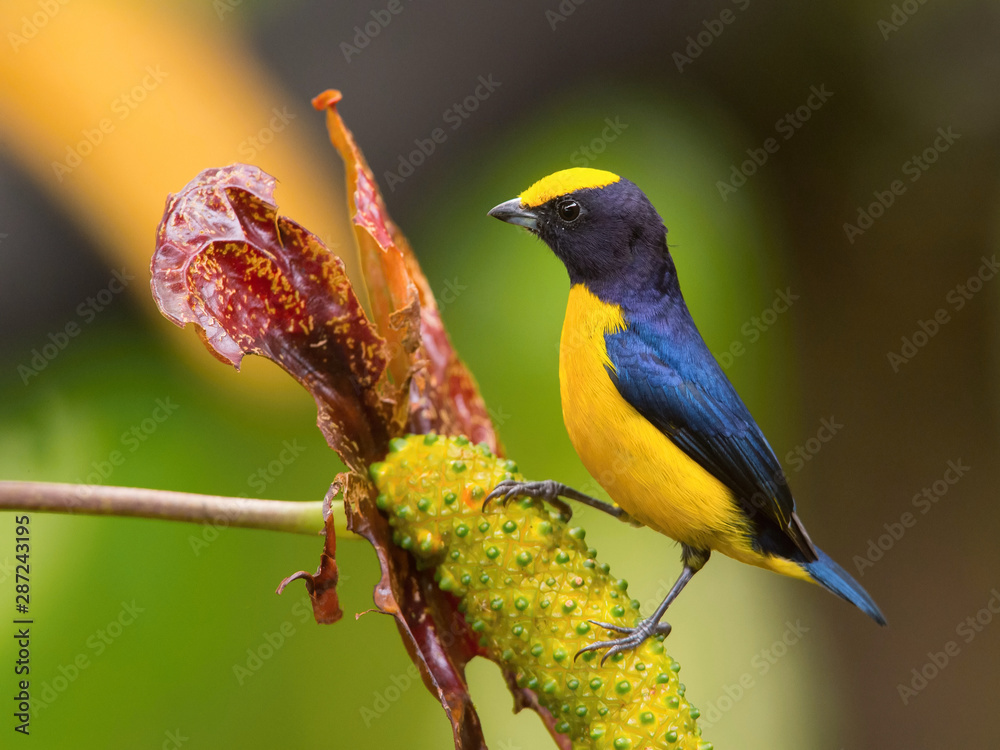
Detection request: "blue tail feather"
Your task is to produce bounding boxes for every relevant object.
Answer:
[802,547,887,626]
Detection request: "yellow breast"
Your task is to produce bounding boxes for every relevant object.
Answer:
[557,285,751,554]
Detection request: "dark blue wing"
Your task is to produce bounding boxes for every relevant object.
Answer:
[604,317,817,560]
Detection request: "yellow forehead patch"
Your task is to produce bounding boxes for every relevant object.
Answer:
[519,168,620,208]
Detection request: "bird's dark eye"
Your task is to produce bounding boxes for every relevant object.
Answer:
[557,199,581,223]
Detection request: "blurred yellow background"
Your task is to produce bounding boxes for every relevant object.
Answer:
[1,1,998,748]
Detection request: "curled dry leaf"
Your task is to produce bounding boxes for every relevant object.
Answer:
[152,164,392,471]
[313,90,500,453]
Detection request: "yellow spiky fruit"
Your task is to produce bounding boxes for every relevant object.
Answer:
[368,434,711,750]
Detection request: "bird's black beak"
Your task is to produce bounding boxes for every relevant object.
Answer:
[488,198,539,232]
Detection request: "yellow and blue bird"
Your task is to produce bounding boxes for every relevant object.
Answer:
[485,167,885,661]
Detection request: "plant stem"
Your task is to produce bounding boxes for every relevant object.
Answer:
[0,481,353,538]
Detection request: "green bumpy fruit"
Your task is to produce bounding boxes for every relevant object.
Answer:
[369,434,711,750]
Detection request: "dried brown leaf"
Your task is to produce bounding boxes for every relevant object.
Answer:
[152,164,391,470]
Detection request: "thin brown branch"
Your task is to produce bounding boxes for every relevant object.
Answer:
[0,481,350,537]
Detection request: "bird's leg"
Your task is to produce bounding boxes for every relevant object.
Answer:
[483,479,629,522]
[576,546,710,664]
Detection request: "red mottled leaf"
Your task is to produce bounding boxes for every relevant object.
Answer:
[152,164,392,471]
[313,90,500,454]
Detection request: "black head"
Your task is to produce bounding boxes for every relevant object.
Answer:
[488,168,671,289]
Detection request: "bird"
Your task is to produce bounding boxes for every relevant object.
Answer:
[484,167,886,662]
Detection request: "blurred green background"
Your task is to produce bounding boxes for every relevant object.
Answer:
[1,1,998,748]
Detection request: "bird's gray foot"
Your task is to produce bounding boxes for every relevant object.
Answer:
[482,479,573,520]
[574,618,673,665]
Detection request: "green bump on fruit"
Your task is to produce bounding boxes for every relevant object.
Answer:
[370,434,706,750]
[367,461,387,482]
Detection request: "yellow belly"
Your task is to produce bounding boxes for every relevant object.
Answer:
[558,284,807,582]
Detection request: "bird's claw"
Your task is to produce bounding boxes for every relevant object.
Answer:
[482,480,572,520]
[573,619,672,665]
